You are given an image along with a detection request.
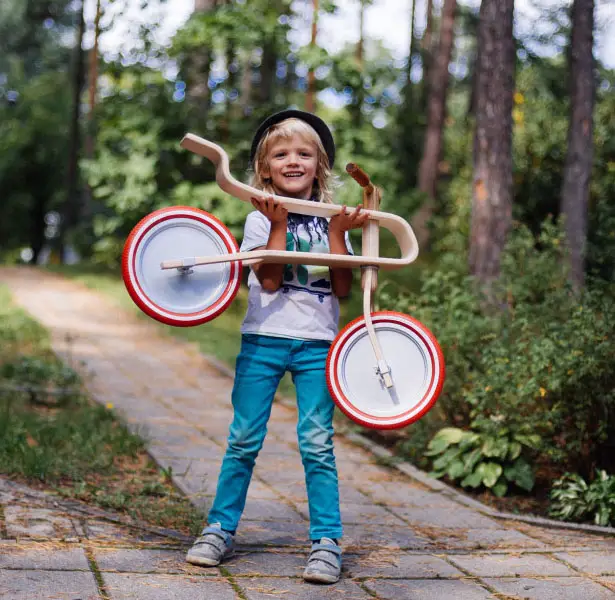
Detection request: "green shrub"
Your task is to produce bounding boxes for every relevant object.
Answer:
[550,471,615,527]
[1,355,79,388]
[379,219,615,493]
[426,425,540,496]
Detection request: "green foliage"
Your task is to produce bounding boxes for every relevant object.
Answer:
[550,471,615,527]
[0,278,203,535]
[0,393,144,481]
[0,284,142,481]
[379,219,615,495]
[378,264,494,428]
[0,285,50,355]
[0,0,78,259]
[426,426,539,496]
[1,356,79,389]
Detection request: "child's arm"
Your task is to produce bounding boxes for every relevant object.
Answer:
[250,196,288,292]
[329,205,368,298]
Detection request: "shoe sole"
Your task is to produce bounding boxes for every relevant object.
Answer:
[303,571,340,584]
[186,554,220,567]
[186,550,235,567]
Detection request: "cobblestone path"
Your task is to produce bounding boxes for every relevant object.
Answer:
[2,266,615,600]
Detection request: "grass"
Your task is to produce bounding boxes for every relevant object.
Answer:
[0,284,204,535]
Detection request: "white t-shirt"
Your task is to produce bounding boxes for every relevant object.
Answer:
[240,210,353,342]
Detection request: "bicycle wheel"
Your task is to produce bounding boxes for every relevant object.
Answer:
[122,206,241,327]
[327,311,445,429]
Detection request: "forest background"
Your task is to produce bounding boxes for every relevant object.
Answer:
[1,0,615,526]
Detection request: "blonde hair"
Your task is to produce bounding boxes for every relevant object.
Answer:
[250,118,333,203]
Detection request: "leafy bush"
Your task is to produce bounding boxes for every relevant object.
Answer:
[379,219,615,495]
[1,355,79,388]
[378,267,496,429]
[550,471,615,527]
[426,425,540,496]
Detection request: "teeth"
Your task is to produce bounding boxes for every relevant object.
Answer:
[284,173,303,177]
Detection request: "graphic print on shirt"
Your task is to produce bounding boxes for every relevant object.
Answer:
[283,231,332,304]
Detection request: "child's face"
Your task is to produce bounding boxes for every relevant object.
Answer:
[262,134,318,200]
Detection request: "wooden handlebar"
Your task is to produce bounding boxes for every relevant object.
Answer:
[173,133,419,270]
[346,163,373,190]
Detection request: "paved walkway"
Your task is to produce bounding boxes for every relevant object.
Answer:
[3,266,615,600]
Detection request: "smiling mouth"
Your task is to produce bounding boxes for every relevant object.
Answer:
[283,173,304,178]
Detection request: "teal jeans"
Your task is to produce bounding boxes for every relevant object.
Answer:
[208,334,343,541]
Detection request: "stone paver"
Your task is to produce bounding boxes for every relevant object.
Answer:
[235,576,371,599]
[0,569,100,600]
[448,552,574,577]
[93,548,220,575]
[0,543,89,570]
[224,550,306,577]
[103,573,238,599]
[483,576,615,600]
[2,266,615,599]
[555,551,615,575]
[363,578,495,600]
[344,551,464,578]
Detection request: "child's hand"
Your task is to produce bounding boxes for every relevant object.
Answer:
[329,205,369,233]
[251,196,288,224]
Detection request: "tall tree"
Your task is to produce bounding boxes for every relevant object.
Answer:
[405,0,418,90]
[560,0,595,290]
[306,0,319,112]
[413,0,457,248]
[0,0,74,261]
[350,0,374,127]
[469,0,515,287]
[185,0,223,118]
[395,0,422,195]
[86,0,102,159]
[61,0,86,258]
[421,0,435,110]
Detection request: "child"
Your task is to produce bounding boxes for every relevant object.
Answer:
[186,109,367,584]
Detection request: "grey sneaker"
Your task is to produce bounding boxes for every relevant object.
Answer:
[303,538,342,584]
[186,523,235,567]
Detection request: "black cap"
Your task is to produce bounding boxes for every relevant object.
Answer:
[249,109,335,169]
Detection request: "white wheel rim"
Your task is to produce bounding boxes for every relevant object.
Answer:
[328,313,443,428]
[125,208,240,324]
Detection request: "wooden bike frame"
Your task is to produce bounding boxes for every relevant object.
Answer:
[161,133,420,389]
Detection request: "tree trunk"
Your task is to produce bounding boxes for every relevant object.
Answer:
[85,0,101,159]
[405,0,417,90]
[306,0,319,112]
[356,0,365,65]
[259,40,277,103]
[240,49,254,114]
[350,0,369,127]
[30,185,48,265]
[61,0,86,258]
[421,0,435,110]
[469,0,515,288]
[561,0,595,291]
[195,0,217,10]
[220,41,236,142]
[414,0,457,249]
[186,0,220,114]
[395,0,420,193]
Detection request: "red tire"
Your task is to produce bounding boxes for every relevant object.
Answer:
[122,206,241,327]
[327,311,445,430]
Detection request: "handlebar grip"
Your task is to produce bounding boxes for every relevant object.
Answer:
[346,163,371,188]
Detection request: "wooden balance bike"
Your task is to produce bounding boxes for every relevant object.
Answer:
[122,134,445,429]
